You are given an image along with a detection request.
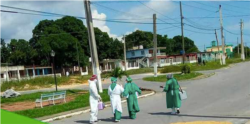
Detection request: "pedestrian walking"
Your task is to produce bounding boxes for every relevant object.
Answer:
[88,75,102,123]
[162,74,182,114]
[108,77,124,122]
[123,77,141,119]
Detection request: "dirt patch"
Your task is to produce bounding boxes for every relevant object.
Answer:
[1,95,77,112]
[171,121,232,124]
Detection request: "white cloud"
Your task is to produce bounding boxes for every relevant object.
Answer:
[1,1,118,42]
[119,0,176,19]
[92,9,119,39]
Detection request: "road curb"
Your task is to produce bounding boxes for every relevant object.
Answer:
[42,91,155,122]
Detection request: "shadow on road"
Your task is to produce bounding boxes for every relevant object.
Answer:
[75,116,131,123]
[75,120,90,124]
[149,112,250,119]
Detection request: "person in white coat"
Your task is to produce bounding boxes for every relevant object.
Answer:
[89,75,101,123]
[108,77,124,122]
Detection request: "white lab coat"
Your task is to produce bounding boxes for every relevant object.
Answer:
[89,79,100,122]
[108,84,124,114]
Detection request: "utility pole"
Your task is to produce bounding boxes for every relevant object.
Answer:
[237,37,239,55]
[219,5,226,65]
[153,14,157,77]
[245,43,247,58]
[76,41,81,73]
[180,1,185,64]
[240,19,245,61]
[84,0,103,92]
[204,44,206,52]
[215,29,221,64]
[123,35,127,71]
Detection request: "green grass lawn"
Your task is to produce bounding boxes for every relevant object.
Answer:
[143,72,203,82]
[1,90,82,104]
[1,89,110,118]
[161,58,250,73]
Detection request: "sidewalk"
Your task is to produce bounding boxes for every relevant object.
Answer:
[11,70,213,95]
[14,73,158,95]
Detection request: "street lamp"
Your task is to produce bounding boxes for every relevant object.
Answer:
[51,50,58,91]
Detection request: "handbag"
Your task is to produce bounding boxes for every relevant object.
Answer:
[179,90,187,100]
[176,80,187,100]
[98,100,105,110]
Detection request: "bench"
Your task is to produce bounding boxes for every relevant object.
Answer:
[35,91,66,108]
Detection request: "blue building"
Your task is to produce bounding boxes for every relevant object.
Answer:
[126,47,166,68]
[126,48,163,59]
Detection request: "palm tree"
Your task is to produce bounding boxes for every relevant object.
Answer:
[110,67,128,80]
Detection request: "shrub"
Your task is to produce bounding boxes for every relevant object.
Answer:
[181,64,191,74]
[110,67,127,79]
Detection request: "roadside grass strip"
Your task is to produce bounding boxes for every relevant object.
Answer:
[1,109,48,124]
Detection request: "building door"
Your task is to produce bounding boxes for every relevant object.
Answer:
[170,58,173,65]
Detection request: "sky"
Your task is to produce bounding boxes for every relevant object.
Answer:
[1,0,250,51]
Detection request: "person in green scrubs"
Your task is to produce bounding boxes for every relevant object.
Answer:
[163,73,182,114]
[123,77,141,119]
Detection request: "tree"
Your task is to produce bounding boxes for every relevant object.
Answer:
[172,36,199,54]
[7,39,37,65]
[233,44,250,58]
[29,16,123,68]
[30,18,88,67]
[1,39,11,64]
[125,30,153,49]
[125,30,199,55]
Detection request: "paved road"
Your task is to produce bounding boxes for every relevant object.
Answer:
[50,61,250,124]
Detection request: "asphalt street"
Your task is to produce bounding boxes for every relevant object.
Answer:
[50,61,250,124]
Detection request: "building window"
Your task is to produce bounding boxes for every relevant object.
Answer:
[141,50,145,55]
[131,51,135,56]
[160,59,165,63]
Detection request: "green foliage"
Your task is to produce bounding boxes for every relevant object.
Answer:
[160,65,182,73]
[143,72,202,82]
[124,30,153,49]
[29,16,124,67]
[172,36,199,54]
[14,90,110,118]
[181,64,191,74]
[1,39,11,63]
[110,67,127,79]
[233,44,250,57]
[6,39,37,65]
[125,31,199,55]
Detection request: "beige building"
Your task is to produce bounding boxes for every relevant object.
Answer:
[206,45,233,53]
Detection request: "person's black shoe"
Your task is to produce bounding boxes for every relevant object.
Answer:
[94,120,99,122]
[177,110,180,114]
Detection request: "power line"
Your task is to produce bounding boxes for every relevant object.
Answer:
[91,2,147,19]
[137,1,180,23]
[221,2,250,10]
[184,18,220,30]
[91,0,150,4]
[157,26,178,31]
[184,29,214,34]
[224,28,240,35]
[185,23,219,31]
[179,2,217,13]
[0,9,180,25]
[193,1,249,15]
[231,0,250,2]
